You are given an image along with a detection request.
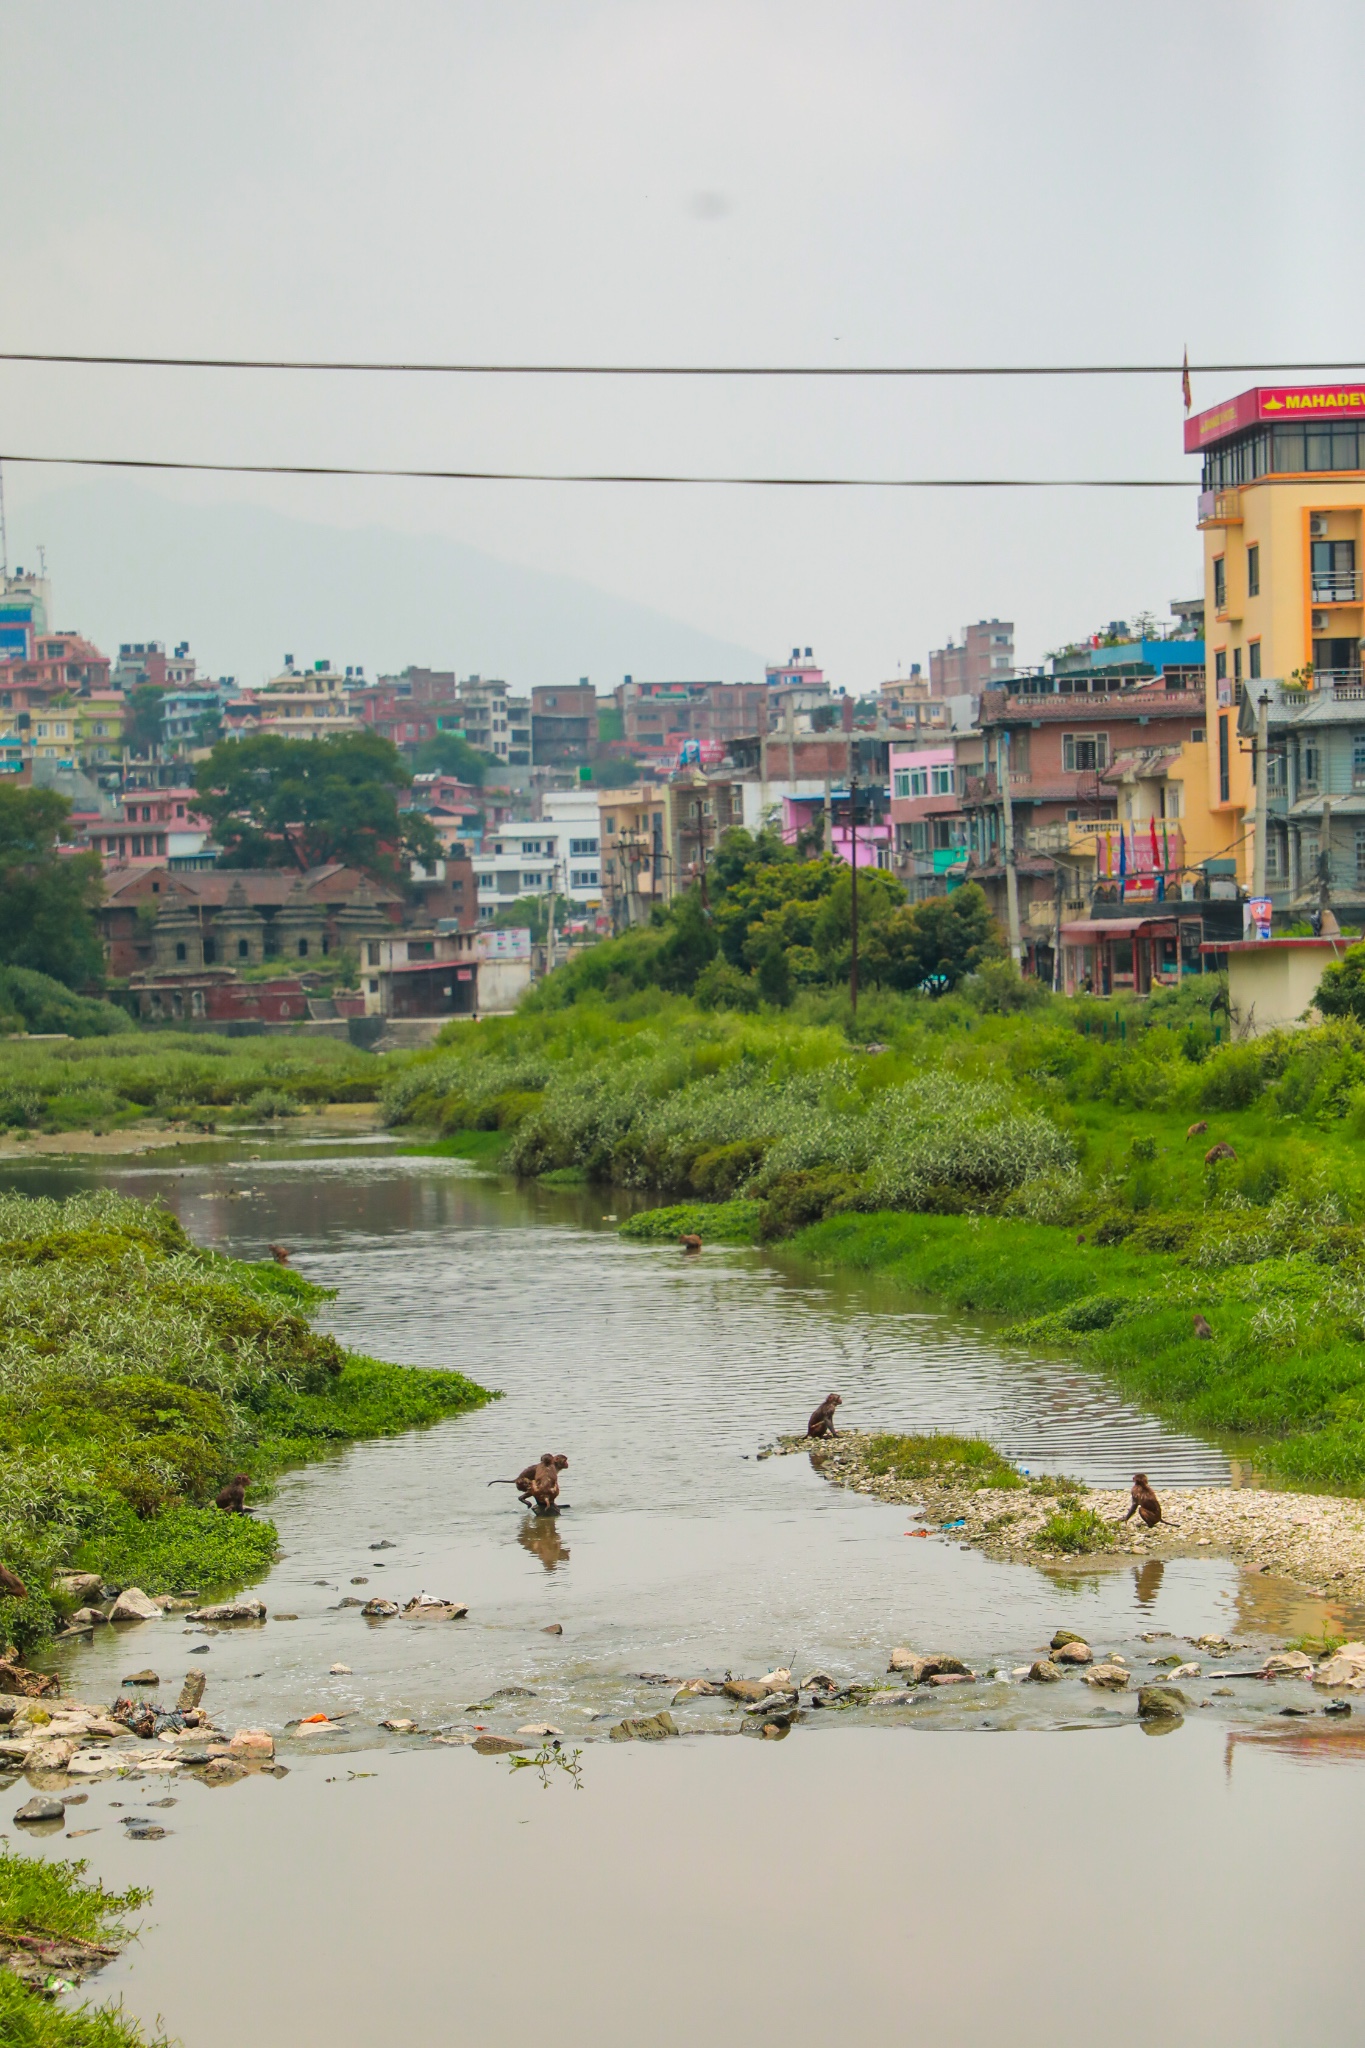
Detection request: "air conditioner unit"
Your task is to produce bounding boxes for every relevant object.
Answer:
[1313,611,1330,632]
[1310,513,1330,538]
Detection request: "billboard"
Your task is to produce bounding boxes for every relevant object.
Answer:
[1185,384,1365,452]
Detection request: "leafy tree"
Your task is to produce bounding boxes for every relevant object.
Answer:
[707,825,795,900]
[409,732,493,784]
[1316,943,1365,1021]
[862,884,1001,992]
[193,731,441,879]
[0,785,105,988]
[126,685,167,758]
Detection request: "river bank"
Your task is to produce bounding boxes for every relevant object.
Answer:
[781,1431,1365,1603]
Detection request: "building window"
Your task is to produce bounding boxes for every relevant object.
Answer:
[1233,648,1242,685]
[237,938,249,959]
[569,837,599,855]
[521,873,544,889]
[1353,736,1365,788]
[298,938,309,957]
[1302,742,1320,787]
[1214,651,1227,682]
[175,941,187,962]
[893,770,910,798]
[931,765,955,795]
[1248,641,1262,680]
[1247,544,1259,597]
[1191,727,1206,743]
[570,869,599,887]
[1219,714,1230,803]
[1214,557,1227,611]
[1062,733,1109,772]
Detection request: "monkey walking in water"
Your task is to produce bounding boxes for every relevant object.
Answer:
[1121,1473,1162,1528]
[807,1393,842,1440]
[489,1453,569,1515]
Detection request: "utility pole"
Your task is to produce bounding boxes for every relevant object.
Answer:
[998,729,1022,967]
[849,773,859,1017]
[1252,689,1270,902]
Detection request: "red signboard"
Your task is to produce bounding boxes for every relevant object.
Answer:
[1185,384,1365,452]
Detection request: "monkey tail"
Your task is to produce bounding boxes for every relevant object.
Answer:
[487,1479,521,1486]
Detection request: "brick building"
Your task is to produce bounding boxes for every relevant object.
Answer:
[929,621,1015,696]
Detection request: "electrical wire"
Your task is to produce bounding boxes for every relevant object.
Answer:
[1,350,1364,378]
[0,452,1196,488]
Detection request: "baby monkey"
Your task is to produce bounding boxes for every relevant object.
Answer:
[490,1453,569,1514]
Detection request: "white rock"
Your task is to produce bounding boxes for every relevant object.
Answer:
[757,1666,792,1690]
[329,1664,352,1675]
[110,1587,162,1622]
[1167,1662,1201,1680]
[516,1723,563,1737]
[228,1727,275,1759]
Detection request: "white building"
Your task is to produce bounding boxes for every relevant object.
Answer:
[472,788,602,922]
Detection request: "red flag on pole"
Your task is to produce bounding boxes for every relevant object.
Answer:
[1182,347,1192,413]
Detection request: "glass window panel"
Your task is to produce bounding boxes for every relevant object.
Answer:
[1332,427,1359,469]
[1273,428,1305,471]
[1306,431,1333,470]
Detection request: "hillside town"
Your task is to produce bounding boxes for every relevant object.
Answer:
[3,378,1361,1037]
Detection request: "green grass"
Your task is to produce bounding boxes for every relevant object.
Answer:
[1035,1507,1114,1553]
[399,1130,511,1163]
[0,1191,496,1655]
[859,1430,1025,1490]
[619,1200,762,1243]
[0,1032,382,1133]
[0,1844,167,2048]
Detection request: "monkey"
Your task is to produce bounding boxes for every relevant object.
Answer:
[680,1234,703,1254]
[0,1564,26,1600]
[267,1244,291,1265]
[215,1473,250,1513]
[489,1454,556,1499]
[807,1393,842,1439]
[1076,1233,1086,1245]
[1193,1313,1214,1340]
[1204,1141,1237,1165]
[1186,1121,1208,1140]
[1121,1473,1162,1528]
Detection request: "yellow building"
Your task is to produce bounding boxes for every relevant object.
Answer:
[597,783,674,928]
[73,694,127,769]
[1190,383,1365,880]
[252,663,361,740]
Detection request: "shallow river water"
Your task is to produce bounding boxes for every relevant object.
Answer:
[10,1137,1365,2044]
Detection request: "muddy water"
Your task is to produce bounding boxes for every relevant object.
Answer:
[9,1140,1365,2044]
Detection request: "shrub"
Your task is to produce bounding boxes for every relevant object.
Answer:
[1035,1507,1114,1553]
[690,1139,766,1198]
[860,1431,1023,1489]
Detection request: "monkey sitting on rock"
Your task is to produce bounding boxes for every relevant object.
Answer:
[807,1393,842,1440]
[1121,1473,1162,1528]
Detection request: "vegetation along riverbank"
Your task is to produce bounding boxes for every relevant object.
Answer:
[0,1191,494,1668]
[0,1841,166,2047]
[380,842,1365,1493]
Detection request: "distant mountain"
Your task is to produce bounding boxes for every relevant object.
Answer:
[8,480,765,690]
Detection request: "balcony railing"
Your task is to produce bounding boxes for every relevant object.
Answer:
[1312,571,1363,603]
[1322,669,1365,698]
[1197,488,1243,528]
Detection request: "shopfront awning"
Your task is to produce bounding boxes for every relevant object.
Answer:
[1060,917,1183,941]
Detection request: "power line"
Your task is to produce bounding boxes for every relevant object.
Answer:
[1,349,1363,378]
[0,452,1196,488]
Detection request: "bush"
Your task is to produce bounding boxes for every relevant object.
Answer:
[693,959,760,1012]
[860,1430,1024,1489]
[1035,1507,1114,1553]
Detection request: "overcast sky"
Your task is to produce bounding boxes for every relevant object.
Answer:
[4,1,1364,689]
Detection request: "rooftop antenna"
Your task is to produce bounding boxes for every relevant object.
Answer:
[0,461,8,580]
[37,544,46,578]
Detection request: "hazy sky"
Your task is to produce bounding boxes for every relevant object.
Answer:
[4,1,1364,689]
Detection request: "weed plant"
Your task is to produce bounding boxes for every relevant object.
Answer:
[1035,1507,1114,1553]
[0,1843,166,2048]
[858,1431,1024,1490]
[0,1033,381,1132]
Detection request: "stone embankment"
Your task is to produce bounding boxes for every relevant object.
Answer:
[780,1433,1365,1601]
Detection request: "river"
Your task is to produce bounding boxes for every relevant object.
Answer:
[8,1135,1365,2045]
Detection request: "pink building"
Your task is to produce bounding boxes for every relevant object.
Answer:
[782,792,891,866]
[889,742,966,898]
[83,786,215,866]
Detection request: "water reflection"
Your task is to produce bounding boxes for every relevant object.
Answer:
[1134,1559,1166,1607]
[518,1515,570,1573]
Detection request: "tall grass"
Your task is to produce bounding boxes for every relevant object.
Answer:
[0,1032,381,1130]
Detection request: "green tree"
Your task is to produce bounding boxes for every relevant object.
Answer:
[193,731,441,879]
[0,785,105,988]
[409,732,493,784]
[126,685,166,758]
[862,884,1001,992]
[1316,943,1365,1021]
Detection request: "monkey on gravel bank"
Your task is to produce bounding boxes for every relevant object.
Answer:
[807,1393,842,1440]
[1121,1473,1162,1528]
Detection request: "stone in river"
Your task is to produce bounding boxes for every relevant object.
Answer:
[122,1670,160,1687]
[542,1624,564,1635]
[185,1600,266,1624]
[177,1673,207,1713]
[1050,1629,1088,1651]
[369,1541,397,1550]
[1138,1685,1191,1718]
[202,1758,248,1785]
[401,1596,468,1620]
[72,1607,110,1627]
[1083,1664,1131,1690]
[517,1723,563,1737]
[380,1717,417,1733]
[1313,1643,1365,1689]
[362,1599,400,1618]
[723,1678,780,1703]
[929,1672,975,1687]
[1263,1650,1314,1676]
[14,1795,65,1823]
[1025,1660,1065,1683]
[110,1588,162,1623]
[1052,1641,1094,1666]
[472,1734,529,1754]
[609,1712,679,1741]
[869,1690,916,1708]
[802,1670,836,1692]
[228,1728,274,1759]
[673,1679,722,1701]
[55,1573,103,1604]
